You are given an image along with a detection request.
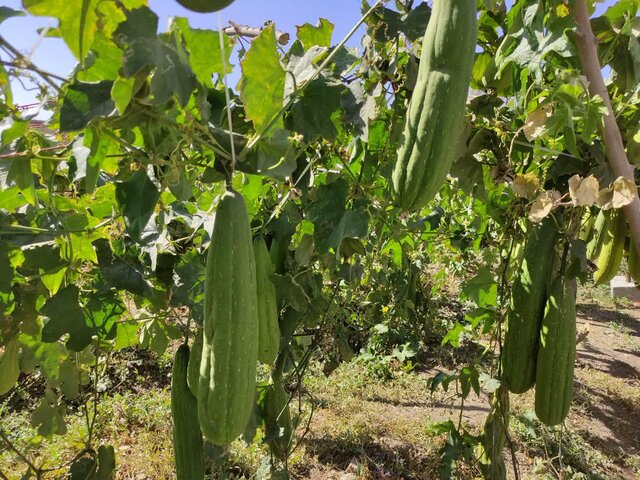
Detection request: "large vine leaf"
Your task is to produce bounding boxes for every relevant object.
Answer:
[115,169,160,242]
[114,7,197,106]
[23,0,100,61]
[241,24,286,134]
[297,18,334,50]
[306,179,369,256]
[60,81,115,132]
[171,18,234,87]
[40,285,94,351]
[286,77,344,141]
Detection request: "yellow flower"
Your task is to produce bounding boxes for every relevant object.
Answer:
[382,306,390,313]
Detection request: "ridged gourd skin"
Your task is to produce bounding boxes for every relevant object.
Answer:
[629,242,640,284]
[391,0,478,211]
[586,210,607,259]
[187,329,203,397]
[264,356,292,460]
[479,387,509,480]
[175,0,234,13]
[535,276,577,427]
[198,188,259,445]
[254,237,280,365]
[502,216,560,394]
[594,209,627,285]
[171,345,204,480]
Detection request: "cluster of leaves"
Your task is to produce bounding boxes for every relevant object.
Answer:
[0,0,639,478]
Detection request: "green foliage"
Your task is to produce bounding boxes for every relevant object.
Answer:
[1,0,639,476]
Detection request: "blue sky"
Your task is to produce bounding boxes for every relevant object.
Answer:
[0,0,618,107]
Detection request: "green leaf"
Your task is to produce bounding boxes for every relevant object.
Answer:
[0,338,20,395]
[0,6,24,24]
[272,274,309,312]
[242,129,300,180]
[41,285,94,351]
[0,186,28,211]
[0,245,14,293]
[115,169,160,242]
[172,18,233,87]
[459,367,480,399]
[40,267,68,295]
[306,179,369,255]
[96,445,116,480]
[20,245,64,276]
[23,0,99,61]
[68,457,97,479]
[566,239,589,283]
[170,251,206,325]
[7,158,37,205]
[113,322,139,350]
[241,24,286,134]
[342,82,377,141]
[58,360,79,400]
[461,267,497,307]
[31,395,67,437]
[60,81,115,132]
[114,7,197,106]
[19,332,67,379]
[441,321,466,347]
[286,77,343,141]
[296,18,334,50]
[111,76,136,114]
[94,239,153,295]
[78,32,123,82]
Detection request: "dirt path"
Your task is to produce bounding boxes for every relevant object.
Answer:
[299,287,640,480]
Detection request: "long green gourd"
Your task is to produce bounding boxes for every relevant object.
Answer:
[479,387,509,480]
[264,354,293,459]
[171,344,204,480]
[586,210,607,259]
[175,0,234,13]
[535,276,577,426]
[254,237,280,365]
[392,0,478,211]
[503,216,560,394]
[198,188,259,445]
[187,329,203,397]
[594,209,627,285]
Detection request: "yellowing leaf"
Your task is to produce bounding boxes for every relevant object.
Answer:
[511,173,540,198]
[568,174,599,206]
[523,106,553,141]
[597,177,638,210]
[612,177,638,208]
[529,190,561,223]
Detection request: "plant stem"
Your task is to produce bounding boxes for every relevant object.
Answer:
[571,0,640,258]
[0,36,63,91]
